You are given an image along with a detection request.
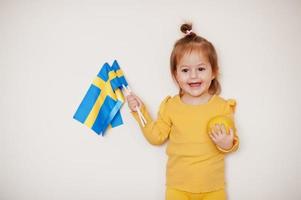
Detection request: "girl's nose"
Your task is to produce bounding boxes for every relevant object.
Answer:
[190,69,197,78]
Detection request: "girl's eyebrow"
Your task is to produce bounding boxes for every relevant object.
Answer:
[196,62,207,66]
[180,63,206,68]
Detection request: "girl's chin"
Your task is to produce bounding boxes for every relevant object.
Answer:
[185,91,206,97]
[182,88,210,97]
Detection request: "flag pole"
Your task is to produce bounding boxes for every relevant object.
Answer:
[122,85,147,127]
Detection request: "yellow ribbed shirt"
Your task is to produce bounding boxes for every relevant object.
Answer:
[131,94,239,193]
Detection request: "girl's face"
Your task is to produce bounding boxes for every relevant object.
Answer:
[175,50,215,98]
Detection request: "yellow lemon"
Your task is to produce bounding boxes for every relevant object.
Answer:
[207,115,234,134]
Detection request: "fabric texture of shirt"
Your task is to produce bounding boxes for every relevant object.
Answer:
[131,94,239,193]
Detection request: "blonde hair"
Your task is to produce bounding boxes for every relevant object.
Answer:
[170,23,221,95]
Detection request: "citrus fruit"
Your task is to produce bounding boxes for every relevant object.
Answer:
[207,115,234,134]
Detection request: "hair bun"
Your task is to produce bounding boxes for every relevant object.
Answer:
[180,23,192,34]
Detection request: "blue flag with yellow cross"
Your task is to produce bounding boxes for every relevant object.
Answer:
[73,60,128,136]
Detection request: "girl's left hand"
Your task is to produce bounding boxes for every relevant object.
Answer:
[209,124,234,150]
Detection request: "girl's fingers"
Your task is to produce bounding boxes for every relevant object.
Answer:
[126,94,139,104]
[126,94,139,111]
[211,127,216,135]
[211,131,218,140]
[209,133,217,143]
[221,124,226,134]
[125,91,143,107]
[127,98,137,105]
[229,128,234,139]
[134,94,143,108]
[215,124,221,136]
[126,94,135,101]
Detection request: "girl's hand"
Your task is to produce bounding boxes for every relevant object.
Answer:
[209,124,234,150]
[126,93,143,112]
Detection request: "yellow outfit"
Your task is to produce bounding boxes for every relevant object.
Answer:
[131,94,239,197]
[166,187,226,200]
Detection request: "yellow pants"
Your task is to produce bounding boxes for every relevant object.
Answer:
[165,187,227,200]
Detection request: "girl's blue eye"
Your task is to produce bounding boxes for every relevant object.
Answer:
[182,69,189,72]
[198,67,205,71]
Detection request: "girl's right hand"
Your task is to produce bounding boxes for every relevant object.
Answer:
[126,93,143,112]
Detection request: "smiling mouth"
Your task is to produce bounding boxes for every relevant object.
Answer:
[188,82,202,87]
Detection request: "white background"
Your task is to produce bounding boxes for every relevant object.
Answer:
[1,0,300,199]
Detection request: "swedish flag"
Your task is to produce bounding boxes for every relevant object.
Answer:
[73,60,127,136]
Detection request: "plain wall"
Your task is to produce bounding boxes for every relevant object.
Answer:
[1,0,300,199]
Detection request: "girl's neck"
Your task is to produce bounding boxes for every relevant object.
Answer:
[181,92,213,105]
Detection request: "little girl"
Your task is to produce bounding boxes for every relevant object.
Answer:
[126,23,239,200]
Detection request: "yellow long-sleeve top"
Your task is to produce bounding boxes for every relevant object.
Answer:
[131,94,239,193]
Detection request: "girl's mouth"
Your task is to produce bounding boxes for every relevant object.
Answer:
[188,82,202,87]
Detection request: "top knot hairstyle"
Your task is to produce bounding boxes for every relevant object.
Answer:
[180,23,197,38]
[170,23,221,95]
